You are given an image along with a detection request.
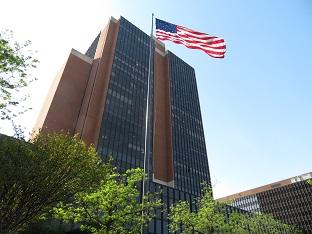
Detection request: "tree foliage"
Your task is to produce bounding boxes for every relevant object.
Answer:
[0,30,38,120]
[227,211,301,234]
[0,132,110,233]
[52,168,162,234]
[169,187,228,234]
[169,187,301,234]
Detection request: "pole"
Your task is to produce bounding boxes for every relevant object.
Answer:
[141,13,154,234]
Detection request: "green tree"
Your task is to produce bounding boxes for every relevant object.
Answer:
[227,212,301,234]
[226,212,250,234]
[246,213,302,234]
[0,30,38,120]
[0,132,110,233]
[52,168,161,234]
[169,187,227,234]
[169,186,301,234]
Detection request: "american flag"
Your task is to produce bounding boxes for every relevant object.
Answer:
[155,19,226,58]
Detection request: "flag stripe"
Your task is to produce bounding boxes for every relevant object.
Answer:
[177,31,224,44]
[157,31,226,49]
[156,33,226,56]
[156,30,225,46]
[178,26,218,40]
[157,37,225,54]
[156,34,225,57]
[156,30,226,54]
[155,19,226,58]
[178,26,214,36]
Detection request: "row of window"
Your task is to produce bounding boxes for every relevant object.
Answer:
[97,18,153,172]
[233,181,312,232]
[169,52,210,196]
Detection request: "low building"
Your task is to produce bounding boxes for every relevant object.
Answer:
[217,172,312,233]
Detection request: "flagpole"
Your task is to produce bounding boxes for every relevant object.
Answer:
[141,13,154,234]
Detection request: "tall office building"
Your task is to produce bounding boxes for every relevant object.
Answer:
[217,172,312,233]
[34,16,211,233]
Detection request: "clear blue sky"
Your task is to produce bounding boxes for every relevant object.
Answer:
[110,0,312,198]
[0,0,311,198]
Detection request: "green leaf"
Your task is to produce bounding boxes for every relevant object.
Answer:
[52,166,161,233]
[0,29,38,120]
